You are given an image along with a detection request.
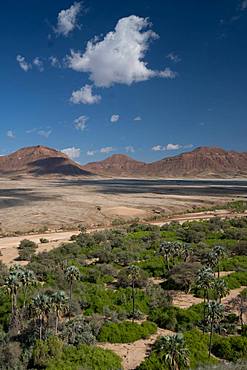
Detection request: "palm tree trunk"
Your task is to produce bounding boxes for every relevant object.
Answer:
[208,314,215,358]
[55,313,59,335]
[203,290,206,334]
[132,280,135,323]
[39,315,42,340]
[69,281,72,320]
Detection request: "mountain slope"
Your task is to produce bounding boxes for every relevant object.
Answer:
[83,147,247,178]
[145,147,247,177]
[0,146,92,176]
[83,154,146,176]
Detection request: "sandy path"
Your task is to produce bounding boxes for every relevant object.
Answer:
[97,328,173,370]
[1,211,246,266]
[172,284,246,309]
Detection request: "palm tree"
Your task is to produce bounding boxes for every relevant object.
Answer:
[51,291,68,334]
[206,301,224,358]
[65,265,80,318]
[159,242,174,271]
[154,333,190,370]
[31,293,51,339]
[213,279,229,303]
[4,272,21,318]
[213,245,226,279]
[19,269,37,311]
[181,243,192,262]
[127,265,140,322]
[196,267,215,332]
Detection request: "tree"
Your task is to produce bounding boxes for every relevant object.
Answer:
[159,242,182,271]
[16,239,38,261]
[213,246,226,279]
[206,301,224,358]
[19,269,37,311]
[51,291,68,334]
[154,333,190,370]
[196,267,215,332]
[31,293,51,340]
[65,265,80,318]
[127,265,141,322]
[213,279,229,304]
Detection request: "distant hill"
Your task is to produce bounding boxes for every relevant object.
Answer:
[1,145,246,178]
[0,146,92,176]
[83,147,247,178]
[82,154,145,177]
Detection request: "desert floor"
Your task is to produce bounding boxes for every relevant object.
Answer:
[0,176,247,234]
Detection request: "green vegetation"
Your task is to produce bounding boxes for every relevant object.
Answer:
[0,216,247,369]
[97,320,157,343]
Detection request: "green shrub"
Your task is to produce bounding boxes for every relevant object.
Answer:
[46,344,122,370]
[212,335,247,362]
[97,321,157,343]
[138,329,217,369]
[223,271,247,289]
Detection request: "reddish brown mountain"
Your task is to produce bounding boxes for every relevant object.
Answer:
[0,146,92,176]
[83,154,145,176]
[83,147,247,178]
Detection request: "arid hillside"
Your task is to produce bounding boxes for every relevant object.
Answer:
[84,147,247,178]
[0,145,92,176]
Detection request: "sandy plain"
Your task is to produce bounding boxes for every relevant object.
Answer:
[0,176,247,234]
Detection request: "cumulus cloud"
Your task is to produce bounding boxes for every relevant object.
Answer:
[125,146,135,153]
[74,115,88,131]
[33,57,44,72]
[49,56,61,68]
[86,150,96,156]
[70,84,101,104]
[166,52,181,63]
[16,55,32,72]
[133,116,142,121]
[6,130,15,139]
[55,2,82,36]
[38,129,52,138]
[159,68,177,79]
[110,114,120,123]
[100,146,114,154]
[67,15,176,87]
[62,147,80,159]
[151,143,193,152]
[151,145,163,152]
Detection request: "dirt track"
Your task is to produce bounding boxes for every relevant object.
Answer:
[0,211,246,265]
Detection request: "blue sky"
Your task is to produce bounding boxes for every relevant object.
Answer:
[1,0,247,164]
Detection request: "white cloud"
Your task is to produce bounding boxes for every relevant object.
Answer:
[62,147,80,159]
[166,52,181,63]
[33,57,44,72]
[67,15,176,87]
[49,56,61,68]
[70,84,101,104]
[159,68,177,79]
[86,150,96,156]
[110,114,120,123]
[74,115,88,131]
[151,143,193,152]
[165,143,181,150]
[38,129,52,138]
[16,55,32,72]
[133,116,142,121]
[55,2,82,36]
[100,146,114,154]
[6,130,15,139]
[125,146,135,153]
[151,145,163,152]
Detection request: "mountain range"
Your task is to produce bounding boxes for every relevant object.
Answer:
[0,145,247,178]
